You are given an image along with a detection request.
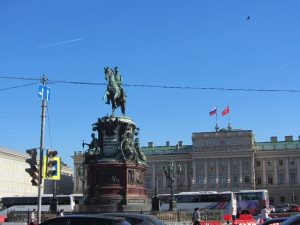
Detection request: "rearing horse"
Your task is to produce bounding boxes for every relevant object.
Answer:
[103,67,126,116]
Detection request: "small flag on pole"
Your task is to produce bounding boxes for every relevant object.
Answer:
[209,107,217,116]
[222,105,230,116]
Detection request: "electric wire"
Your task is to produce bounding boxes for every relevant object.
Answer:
[46,105,53,150]
[0,82,37,92]
[0,76,300,93]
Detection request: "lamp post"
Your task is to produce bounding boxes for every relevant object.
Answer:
[163,158,182,211]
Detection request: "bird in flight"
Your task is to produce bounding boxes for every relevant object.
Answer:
[246,16,251,20]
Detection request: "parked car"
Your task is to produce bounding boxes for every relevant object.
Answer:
[281,214,300,225]
[103,213,165,225]
[276,204,290,213]
[288,204,300,212]
[39,214,131,225]
[260,217,289,225]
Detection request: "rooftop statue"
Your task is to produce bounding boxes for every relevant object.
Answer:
[103,66,126,116]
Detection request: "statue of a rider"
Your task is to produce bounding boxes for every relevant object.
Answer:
[103,66,126,116]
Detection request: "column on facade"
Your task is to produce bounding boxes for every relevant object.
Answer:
[163,171,166,189]
[227,158,231,185]
[262,159,267,185]
[251,156,255,188]
[297,158,300,184]
[184,162,188,188]
[192,160,196,186]
[204,158,207,185]
[239,158,243,184]
[152,164,156,191]
[285,158,290,185]
[215,158,219,185]
[273,158,278,185]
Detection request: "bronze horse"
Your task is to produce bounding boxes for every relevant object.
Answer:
[103,67,126,115]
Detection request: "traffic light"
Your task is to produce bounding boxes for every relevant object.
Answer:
[44,150,61,180]
[25,148,39,186]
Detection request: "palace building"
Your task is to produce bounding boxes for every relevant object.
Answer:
[72,129,300,206]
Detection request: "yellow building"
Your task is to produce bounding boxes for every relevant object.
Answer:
[73,129,300,206]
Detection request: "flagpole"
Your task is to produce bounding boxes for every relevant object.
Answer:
[215,108,219,132]
[227,106,232,130]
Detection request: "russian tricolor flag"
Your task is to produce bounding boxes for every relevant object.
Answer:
[209,107,217,116]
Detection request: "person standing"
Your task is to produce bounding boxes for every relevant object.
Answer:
[29,208,36,225]
[260,206,270,222]
[192,207,201,225]
[59,209,64,217]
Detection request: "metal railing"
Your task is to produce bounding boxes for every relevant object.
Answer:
[7,209,226,223]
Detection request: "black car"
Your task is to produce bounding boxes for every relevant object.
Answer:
[103,213,165,225]
[39,214,131,225]
[281,214,300,225]
[261,217,289,225]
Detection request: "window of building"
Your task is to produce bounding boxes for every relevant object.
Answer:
[157,177,163,188]
[208,175,215,185]
[243,159,250,170]
[269,197,274,205]
[230,138,238,145]
[267,174,273,184]
[207,139,215,146]
[232,159,238,169]
[290,173,297,184]
[280,196,285,204]
[244,175,250,183]
[233,174,238,184]
[220,160,226,170]
[256,177,261,184]
[290,160,295,166]
[279,160,284,166]
[220,174,227,184]
[197,176,203,184]
[177,178,184,189]
[146,178,152,189]
[256,160,260,167]
[197,159,202,168]
[267,160,272,166]
[278,174,285,184]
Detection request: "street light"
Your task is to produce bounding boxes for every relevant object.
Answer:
[163,158,182,211]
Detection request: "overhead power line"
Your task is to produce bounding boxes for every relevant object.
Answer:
[0,82,37,92]
[0,76,300,93]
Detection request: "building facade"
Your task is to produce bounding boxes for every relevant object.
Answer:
[0,146,74,197]
[72,129,300,206]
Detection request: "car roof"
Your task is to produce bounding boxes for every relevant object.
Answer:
[56,214,126,221]
[103,213,148,219]
[262,217,289,225]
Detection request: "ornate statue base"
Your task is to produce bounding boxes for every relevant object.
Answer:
[77,115,151,212]
[77,161,150,212]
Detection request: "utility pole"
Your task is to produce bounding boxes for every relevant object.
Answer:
[37,75,47,224]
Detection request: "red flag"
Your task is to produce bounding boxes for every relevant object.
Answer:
[222,105,230,116]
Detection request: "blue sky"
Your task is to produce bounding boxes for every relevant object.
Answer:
[0,0,300,167]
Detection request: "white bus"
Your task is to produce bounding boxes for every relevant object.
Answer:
[236,189,269,215]
[0,194,78,215]
[158,191,237,216]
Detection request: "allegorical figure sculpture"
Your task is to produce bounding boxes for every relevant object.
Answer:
[82,115,147,166]
[103,66,126,116]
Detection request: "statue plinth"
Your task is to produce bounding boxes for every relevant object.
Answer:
[77,115,150,212]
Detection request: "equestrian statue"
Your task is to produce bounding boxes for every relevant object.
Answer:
[103,66,126,116]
